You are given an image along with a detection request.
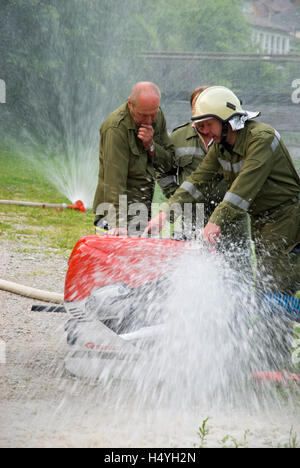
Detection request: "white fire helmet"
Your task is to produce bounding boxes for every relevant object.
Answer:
[192,86,260,129]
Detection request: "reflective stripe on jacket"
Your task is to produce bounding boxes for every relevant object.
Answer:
[156,122,206,199]
[169,121,300,224]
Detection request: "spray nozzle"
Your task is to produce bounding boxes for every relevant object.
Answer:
[67,200,86,213]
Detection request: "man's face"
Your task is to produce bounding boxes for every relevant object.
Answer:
[194,118,222,143]
[128,94,160,127]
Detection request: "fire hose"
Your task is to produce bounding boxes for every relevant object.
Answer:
[0,279,63,304]
[0,198,85,307]
[0,199,85,213]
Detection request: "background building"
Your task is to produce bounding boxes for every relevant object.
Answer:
[244,0,300,54]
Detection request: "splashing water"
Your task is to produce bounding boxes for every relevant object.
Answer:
[2,241,299,448]
[36,147,97,210]
[110,246,296,414]
[133,250,256,410]
[48,243,298,448]
[18,123,98,209]
[63,241,298,415]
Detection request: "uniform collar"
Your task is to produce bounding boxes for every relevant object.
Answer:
[122,102,137,130]
[186,124,199,140]
[221,125,247,157]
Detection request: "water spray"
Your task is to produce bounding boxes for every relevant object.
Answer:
[0,199,86,213]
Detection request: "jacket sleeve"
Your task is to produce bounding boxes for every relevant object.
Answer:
[166,145,221,209]
[152,112,175,174]
[156,169,178,199]
[98,127,130,227]
[209,132,274,227]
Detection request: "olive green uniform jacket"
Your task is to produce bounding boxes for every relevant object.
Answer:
[93,102,174,227]
[157,122,207,198]
[167,121,300,292]
[156,122,228,221]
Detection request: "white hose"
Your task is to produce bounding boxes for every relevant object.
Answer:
[0,200,66,209]
[0,279,64,303]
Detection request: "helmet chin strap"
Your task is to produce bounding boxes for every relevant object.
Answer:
[220,121,229,144]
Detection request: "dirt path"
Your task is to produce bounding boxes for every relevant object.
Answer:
[1,239,300,448]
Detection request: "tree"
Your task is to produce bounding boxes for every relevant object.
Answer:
[0,0,282,144]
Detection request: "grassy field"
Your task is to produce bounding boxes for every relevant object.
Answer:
[0,148,95,258]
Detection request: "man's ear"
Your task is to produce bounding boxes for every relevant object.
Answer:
[127,97,133,111]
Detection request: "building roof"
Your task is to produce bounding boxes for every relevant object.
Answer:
[246,1,300,34]
[253,0,298,16]
[245,13,291,33]
[271,6,300,32]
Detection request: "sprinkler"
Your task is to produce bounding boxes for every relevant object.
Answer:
[0,199,86,213]
[67,199,86,213]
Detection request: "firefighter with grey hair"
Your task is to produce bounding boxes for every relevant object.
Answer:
[93,81,174,235]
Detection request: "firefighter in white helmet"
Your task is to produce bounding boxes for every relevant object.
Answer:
[144,86,300,294]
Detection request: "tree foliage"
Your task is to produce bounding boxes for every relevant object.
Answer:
[0,0,284,145]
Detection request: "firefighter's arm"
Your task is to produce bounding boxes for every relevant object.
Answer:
[209,134,274,228]
[152,113,175,174]
[167,145,221,209]
[144,149,220,235]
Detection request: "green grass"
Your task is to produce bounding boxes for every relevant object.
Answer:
[0,147,173,256]
[196,418,300,448]
[0,148,95,257]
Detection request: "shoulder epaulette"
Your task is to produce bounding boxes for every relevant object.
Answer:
[171,122,190,134]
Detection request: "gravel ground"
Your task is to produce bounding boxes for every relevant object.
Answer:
[0,240,70,446]
[1,238,300,448]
